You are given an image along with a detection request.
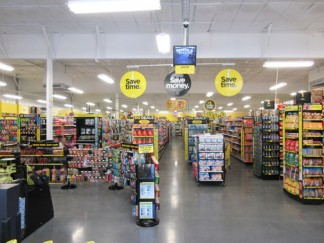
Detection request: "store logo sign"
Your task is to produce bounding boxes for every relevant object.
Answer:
[215,69,243,97]
[164,71,191,97]
[120,71,146,98]
[204,100,216,111]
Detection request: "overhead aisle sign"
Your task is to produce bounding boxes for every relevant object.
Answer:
[215,69,243,97]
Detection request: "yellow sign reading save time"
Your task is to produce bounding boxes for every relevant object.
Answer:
[215,69,243,97]
[120,71,146,98]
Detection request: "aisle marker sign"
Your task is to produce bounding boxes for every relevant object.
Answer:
[215,69,243,97]
[204,99,216,111]
[120,71,146,98]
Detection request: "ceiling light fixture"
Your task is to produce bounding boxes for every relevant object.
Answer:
[0,81,7,86]
[82,107,87,110]
[3,94,22,100]
[37,99,47,104]
[242,96,251,101]
[86,102,95,106]
[218,107,223,110]
[95,109,101,112]
[199,100,204,104]
[170,97,176,100]
[68,87,84,94]
[263,61,314,68]
[156,33,170,54]
[120,110,124,112]
[98,74,114,84]
[142,101,148,105]
[106,111,110,114]
[67,0,161,14]
[290,92,297,96]
[206,92,214,97]
[53,94,67,100]
[121,104,128,108]
[224,110,233,113]
[261,101,264,104]
[64,104,73,108]
[259,107,264,110]
[195,105,199,108]
[298,90,307,93]
[232,108,237,111]
[269,82,287,91]
[0,62,14,72]
[244,105,250,108]
[103,99,112,103]
[156,109,159,112]
[150,106,155,109]
[106,107,113,110]
[227,103,233,107]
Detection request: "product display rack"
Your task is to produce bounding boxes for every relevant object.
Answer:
[18,114,40,143]
[195,134,225,185]
[278,104,286,179]
[156,117,169,160]
[253,111,280,179]
[75,117,102,148]
[185,117,208,163]
[283,104,324,204]
[223,118,243,161]
[174,122,182,136]
[241,116,253,163]
[0,116,18,144]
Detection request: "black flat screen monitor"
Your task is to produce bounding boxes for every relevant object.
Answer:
[173,45,197,66]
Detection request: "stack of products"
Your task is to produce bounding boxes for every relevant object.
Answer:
[0,118,17,143]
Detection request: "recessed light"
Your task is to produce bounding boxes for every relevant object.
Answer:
[199,100,204,104]
[68,87,84,94]
[121,104,128,108]
[218,107,223,110]
[37,99,47,104]
[98,74,114,84]
[206,92,214,97]
[170,98,176,100]
[0,81,7,86]
[242,96,251,101]
[106,107,113,110]
[82,107,87,110]
[227,103,233,106]
[103,99,112,103]
[195,105,199,108]
[53,94,67,100]
[298,90,307,93]
[233,108,237,111]
[290,92,297,96]
[64,104,73,108]
[3,94,22,99]
[86,102,95,106]
[261,101,264,104]
[95,109,101,112]
[269,82,287,90]
[142,101,148,105]
[150,106,155,109]
[0,62,14,72]
[244,105,250,108]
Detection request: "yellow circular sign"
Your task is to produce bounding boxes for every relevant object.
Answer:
[120,71,146,98]
[215,69,243,97]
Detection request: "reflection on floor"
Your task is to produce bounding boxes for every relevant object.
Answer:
[23,137,324,243]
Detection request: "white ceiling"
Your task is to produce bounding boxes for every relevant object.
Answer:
[0,0,324,113]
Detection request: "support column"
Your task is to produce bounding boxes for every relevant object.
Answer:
[46,58,53,140]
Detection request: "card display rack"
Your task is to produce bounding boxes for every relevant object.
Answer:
[283,104,324,204]
[0,117,18,144]
[18,114,40,143]
[185,117,208,163]
[253,111,280,179]
[195,134,225,186]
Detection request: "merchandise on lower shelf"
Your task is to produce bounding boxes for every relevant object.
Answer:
[283,104,324,203]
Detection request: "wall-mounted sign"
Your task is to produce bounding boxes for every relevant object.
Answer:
[215,69,243,97]
[164,71,191,97]
[166,99,187,110]
[264,100,275,109]
[120,71,146,98]
[204,100,216,111]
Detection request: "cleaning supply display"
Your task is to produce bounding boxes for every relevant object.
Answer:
[195,134,225,185]
[18,114,40,143]
[283,104,324,203]
[185,117,208,163]
[253,111,280,179]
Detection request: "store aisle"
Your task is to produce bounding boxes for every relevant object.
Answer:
[23,137,324,243]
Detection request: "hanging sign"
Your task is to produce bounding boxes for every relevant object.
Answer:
[204,100,216,111]
[138,144,154,154]
[215,69,243,97]
[166,99,187,110]
[295,92,311,105]
[134,116,155,124]
[164,71,191,97]
[204,111,226,119]
[120,71,146,98]
[121,143,139,150]
[187,117,208,124]
[264,100,275,109]
[175,65,195,75]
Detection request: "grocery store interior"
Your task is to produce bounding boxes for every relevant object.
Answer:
[0,1,324,243]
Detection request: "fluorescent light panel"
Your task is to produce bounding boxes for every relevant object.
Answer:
[206,92,214,97]
[150,106,155,109]
[3,94,22,99]
[53,94,67,100]
[86,102,95,106]
[103,99,112,103]
[218,107,223,110]
[95,109,101,112]
[68,87,84,94]
[227,103,233,107]
[142,101,148,105]
[263,61,314,68]
[156,33,170,54]
[106,107,113,110]
[0,63,14,71]
[290,92,297,96]
[199,100,204,104]
[195,105,199,108]
[68,0,161,14]
[269,82,287,90]
[82,107,87,110]
[242,96,251,101]
[98,74,114,84]
[121,104,128,108]
[37,99,47,104]
[0,81,7,87]
[170,98,176,100]
[244,105,250,108]
[64,104,73,108]
[232,108,237,111]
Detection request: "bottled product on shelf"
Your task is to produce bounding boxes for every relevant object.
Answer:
[194,134,225,185]
[253,110,280,179]
[18,114,40,143]
[184,117,208,163]
[283,104,324,203]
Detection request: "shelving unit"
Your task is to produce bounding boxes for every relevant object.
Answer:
[75,117,102,148]
[185,117,208,163]
[157,117,169,160]
[283,104,324,204]
[195,134,225,185]
[241,116,253,163]
[0,117,18,144]
[253,111,280,179]
[278,104,285,179]
[174,122,182,136]
[223,118,243,161]
[18,114,40,143]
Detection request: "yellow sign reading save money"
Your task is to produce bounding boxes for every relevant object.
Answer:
[120,71,146,98]
[139,144,154,154]
[215,69,243,97]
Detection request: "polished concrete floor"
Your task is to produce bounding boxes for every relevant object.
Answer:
[23,136,324,243]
